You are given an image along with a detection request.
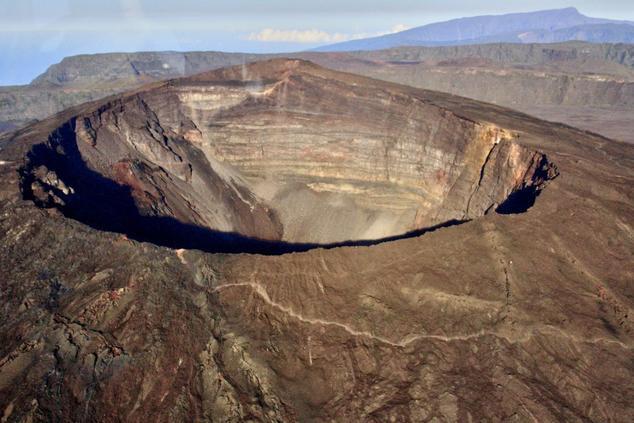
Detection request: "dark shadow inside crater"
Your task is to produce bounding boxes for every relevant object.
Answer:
[495,185,541,214]
[19,119,550,255]
[495,155,553,214]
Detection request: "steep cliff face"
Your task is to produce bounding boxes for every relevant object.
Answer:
[19,105,283,248]
[350,64,634,107]
[18,60,556,248]
[27,43,634,89]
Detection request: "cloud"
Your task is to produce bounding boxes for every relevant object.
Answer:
[390,23,412,33]
[246,29,350,43]
[246,24,411,43]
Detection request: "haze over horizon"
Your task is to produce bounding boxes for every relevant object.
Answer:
[2,0,634,86]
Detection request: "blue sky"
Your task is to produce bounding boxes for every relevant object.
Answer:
[1,0,633,86]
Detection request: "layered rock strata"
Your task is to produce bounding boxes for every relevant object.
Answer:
[19,60,556,247]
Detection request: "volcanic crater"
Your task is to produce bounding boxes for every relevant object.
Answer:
[18,59,558,253]
[3,50,634,423]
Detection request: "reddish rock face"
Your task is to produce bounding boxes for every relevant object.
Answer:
[0,60,632,422]
[18,59,556,250]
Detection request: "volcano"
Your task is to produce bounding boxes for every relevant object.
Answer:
[0,60,632,421]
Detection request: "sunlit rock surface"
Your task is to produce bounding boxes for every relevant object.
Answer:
[19,60,556,247]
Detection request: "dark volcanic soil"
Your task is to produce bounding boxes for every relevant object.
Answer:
[0,59,632,422]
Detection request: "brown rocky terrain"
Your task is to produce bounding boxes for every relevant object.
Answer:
[0,59,632,421]
[3,42,634,142]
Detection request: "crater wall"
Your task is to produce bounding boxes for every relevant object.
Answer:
[19,60,558,249]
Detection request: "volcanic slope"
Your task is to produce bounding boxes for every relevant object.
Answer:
[0,59,632,422]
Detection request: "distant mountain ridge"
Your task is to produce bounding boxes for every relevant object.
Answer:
[28,41,634,89]
[2,42,634,142]
[315,7,634,51]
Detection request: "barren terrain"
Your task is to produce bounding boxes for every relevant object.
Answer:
[0,60,632,421]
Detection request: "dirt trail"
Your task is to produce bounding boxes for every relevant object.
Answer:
[211,281,632,350]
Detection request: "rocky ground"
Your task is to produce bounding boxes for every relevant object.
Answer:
[0,60,632,422]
